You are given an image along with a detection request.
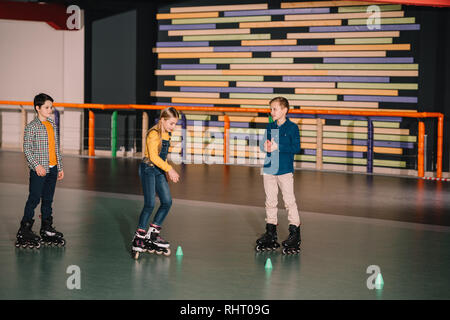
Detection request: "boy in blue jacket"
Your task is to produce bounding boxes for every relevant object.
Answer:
[256,97,302,254]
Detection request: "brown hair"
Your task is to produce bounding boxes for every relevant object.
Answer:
[34,93,53,113]
[146,107,180,154]
[269,96,289,111]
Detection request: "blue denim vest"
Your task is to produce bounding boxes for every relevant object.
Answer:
[159,137,170,161]
[143,132,171,174]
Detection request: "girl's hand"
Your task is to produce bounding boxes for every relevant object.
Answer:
[167,168,180,183]
[35,165,46,176]
[57,170,64,181]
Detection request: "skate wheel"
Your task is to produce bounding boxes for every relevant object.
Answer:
[148,248,155,254]
[255,245,262,252]
[15,243,20,248]
[35,242,41,249]
[156,250,163,255]
[163,248,171,256]
[282,248,287,255]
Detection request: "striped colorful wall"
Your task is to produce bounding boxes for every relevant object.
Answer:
[154,0,421,173]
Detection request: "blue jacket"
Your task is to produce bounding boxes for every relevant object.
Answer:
[261,118,301,175]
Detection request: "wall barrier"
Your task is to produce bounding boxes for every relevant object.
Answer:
[0,100,444,178]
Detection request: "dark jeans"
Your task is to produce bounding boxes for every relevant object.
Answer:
[22,166,58,223]
[137,162,172,230]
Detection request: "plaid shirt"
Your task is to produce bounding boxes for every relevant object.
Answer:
[23,117,63,173]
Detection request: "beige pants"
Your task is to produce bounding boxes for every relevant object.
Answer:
[263,172,301,226]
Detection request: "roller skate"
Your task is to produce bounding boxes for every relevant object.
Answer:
[255,223,280,252]
[40,216,66,247]
[146,224,171,256]
[15,219,41,249]
[281,224,301,255]
[131,229,147,260]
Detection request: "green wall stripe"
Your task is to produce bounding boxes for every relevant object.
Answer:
[338,82,418,90]
[348,17,415,25]
[374,134,416,142]
[300,131,317,137]
[335,38,393,45]
[229,93,337,101]
[338,5,402,13]
[323,157,367,165]
[295,155,316,162]
[373,159,406,167]
[341,120,400,128]
[316,64,418,70]
[373,121,400,128]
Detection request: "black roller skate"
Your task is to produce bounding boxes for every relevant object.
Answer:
[131,229,147,260]
[282,224,301,255]
[15,219,41,249]
[40,216,66,247]
[146,224,171,256]
[255,223,280,252]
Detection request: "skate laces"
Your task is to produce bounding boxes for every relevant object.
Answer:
[136,229,146,238]
[261,231,276,242]
[155,234,167,243]
[46,225,57,233]
[288,231,296,240]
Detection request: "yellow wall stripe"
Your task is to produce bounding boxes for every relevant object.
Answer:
[170,4,268,13]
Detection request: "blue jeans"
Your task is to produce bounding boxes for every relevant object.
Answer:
[137,162,172,230]
[22,166,58,223]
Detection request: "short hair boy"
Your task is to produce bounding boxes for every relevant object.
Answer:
[15,93,65,249]
[256,97,302,254]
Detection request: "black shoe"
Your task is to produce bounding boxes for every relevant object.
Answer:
[40,216,65,246]
[16,219,41,249]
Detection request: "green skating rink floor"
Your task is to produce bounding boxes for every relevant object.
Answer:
[1,181,450,300]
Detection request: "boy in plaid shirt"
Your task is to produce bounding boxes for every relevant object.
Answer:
[15,93,66,249]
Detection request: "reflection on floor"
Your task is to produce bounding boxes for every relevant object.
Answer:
[1,151,449,299]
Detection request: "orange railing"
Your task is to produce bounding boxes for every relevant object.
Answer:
[0,100,444,178]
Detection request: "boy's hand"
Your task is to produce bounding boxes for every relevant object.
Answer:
[35,165,46,176]
[270,138,278,151]
[167,168,180,183]
[264,140,272,152]
[57,170,64,181]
